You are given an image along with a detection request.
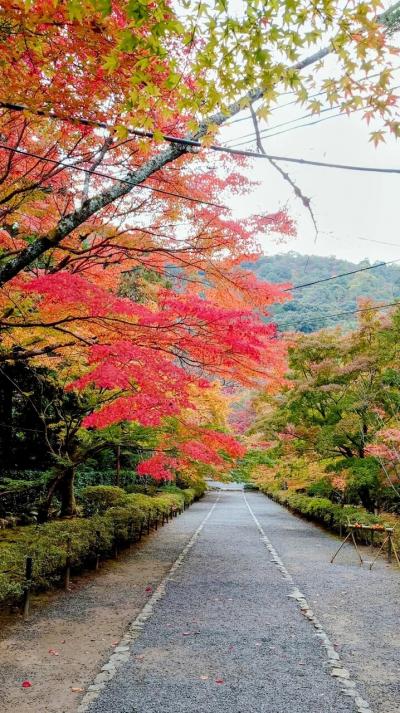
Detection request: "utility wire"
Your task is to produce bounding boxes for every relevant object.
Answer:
[319,231,400,248]
[275,299,400,330]
[226,105,342,146]
[1,100,400,175]
[284,257,400,291]
[0,143,227,209]
[225,84,400,147]
[228,96,400,148]
[224,67,400,128]
[2,149,400,308]
[356,236,400,248]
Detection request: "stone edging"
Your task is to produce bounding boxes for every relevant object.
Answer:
[243,492,372,713]
[77,494,220,712]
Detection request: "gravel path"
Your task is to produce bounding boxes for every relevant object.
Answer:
[0,495,213,713]
[2,491,398,713]
[248,491,400,713]
[84,490,386,713]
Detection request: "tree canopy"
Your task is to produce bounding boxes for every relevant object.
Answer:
[250,306,400,512]
[0,0,399,513]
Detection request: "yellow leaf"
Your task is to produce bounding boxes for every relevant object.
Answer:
[369,130,385,147]
[115,125,129,140]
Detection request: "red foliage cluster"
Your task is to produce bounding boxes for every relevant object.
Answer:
[0,1,295,479]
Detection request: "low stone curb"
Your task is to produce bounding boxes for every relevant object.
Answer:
[243,492,373,713]
[77,495,220,712]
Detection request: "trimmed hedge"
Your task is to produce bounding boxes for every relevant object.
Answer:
[0,485,200,607]
[259,484,400,551]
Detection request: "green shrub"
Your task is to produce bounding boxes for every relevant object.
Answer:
[260,484,395,548]
[0,483,201,607]
[156,492,184,510]
[126,483,158,496]
[126,493,162,522]
[0,470,54,517]
[307,477,334,499]
[80,485,128,515]
[106,504,145,541]
[182,488,196,505]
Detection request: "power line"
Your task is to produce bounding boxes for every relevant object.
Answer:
[226,105,340,146]
[319,231,400,249]
[356,236,400,248]
[0,143,227,209]
[1,100,400,175]
[2,147,400,308]
[284,258,400,292]
[225,83,400,147]
[228,96,400,147]
[275,299,400,330]
[224,67,400,129]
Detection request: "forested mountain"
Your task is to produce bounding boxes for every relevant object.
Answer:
[248,252,400,332]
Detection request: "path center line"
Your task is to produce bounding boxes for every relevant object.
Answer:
[243,492,373,713]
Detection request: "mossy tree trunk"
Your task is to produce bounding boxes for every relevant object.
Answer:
[0,368,13,469]
[40,465,77,520]
[59,466,77,517]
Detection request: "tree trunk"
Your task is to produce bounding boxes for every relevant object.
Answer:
[39,469,64,521]
[59,466,77,517]
[0,368,13,469]
[115,445,121,487]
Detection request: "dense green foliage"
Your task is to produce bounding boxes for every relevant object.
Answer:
[250,307,400,518]
[231,450,274,483]
[259,484,400,550]
[0,486,201,606]
[246,252,400,332]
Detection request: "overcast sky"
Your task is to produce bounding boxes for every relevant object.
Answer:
[220,68,400,266]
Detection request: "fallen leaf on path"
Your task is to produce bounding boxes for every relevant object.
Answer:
[71,687,84,693]
[21,681,32,688]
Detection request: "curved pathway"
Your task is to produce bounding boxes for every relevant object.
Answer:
[81,491,399,713]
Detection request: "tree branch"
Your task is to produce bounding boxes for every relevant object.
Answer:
[0,1,398,286]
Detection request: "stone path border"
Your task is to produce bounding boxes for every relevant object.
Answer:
[77,494,220,712]
[243,492,372,713]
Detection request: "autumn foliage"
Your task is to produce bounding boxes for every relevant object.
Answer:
[0,0,399,508]
[246,306,400,514]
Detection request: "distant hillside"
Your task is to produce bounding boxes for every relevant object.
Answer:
[247,252,400,333]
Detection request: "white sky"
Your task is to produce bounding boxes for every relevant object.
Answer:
[220,73,400,265]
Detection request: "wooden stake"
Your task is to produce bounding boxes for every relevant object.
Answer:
[387,530,393,563]
[22,556,33,619]
[64,536,72,591]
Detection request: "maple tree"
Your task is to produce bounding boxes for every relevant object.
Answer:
[0,0,398,285]
[250,305,400,512]
[0,0,399,512]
